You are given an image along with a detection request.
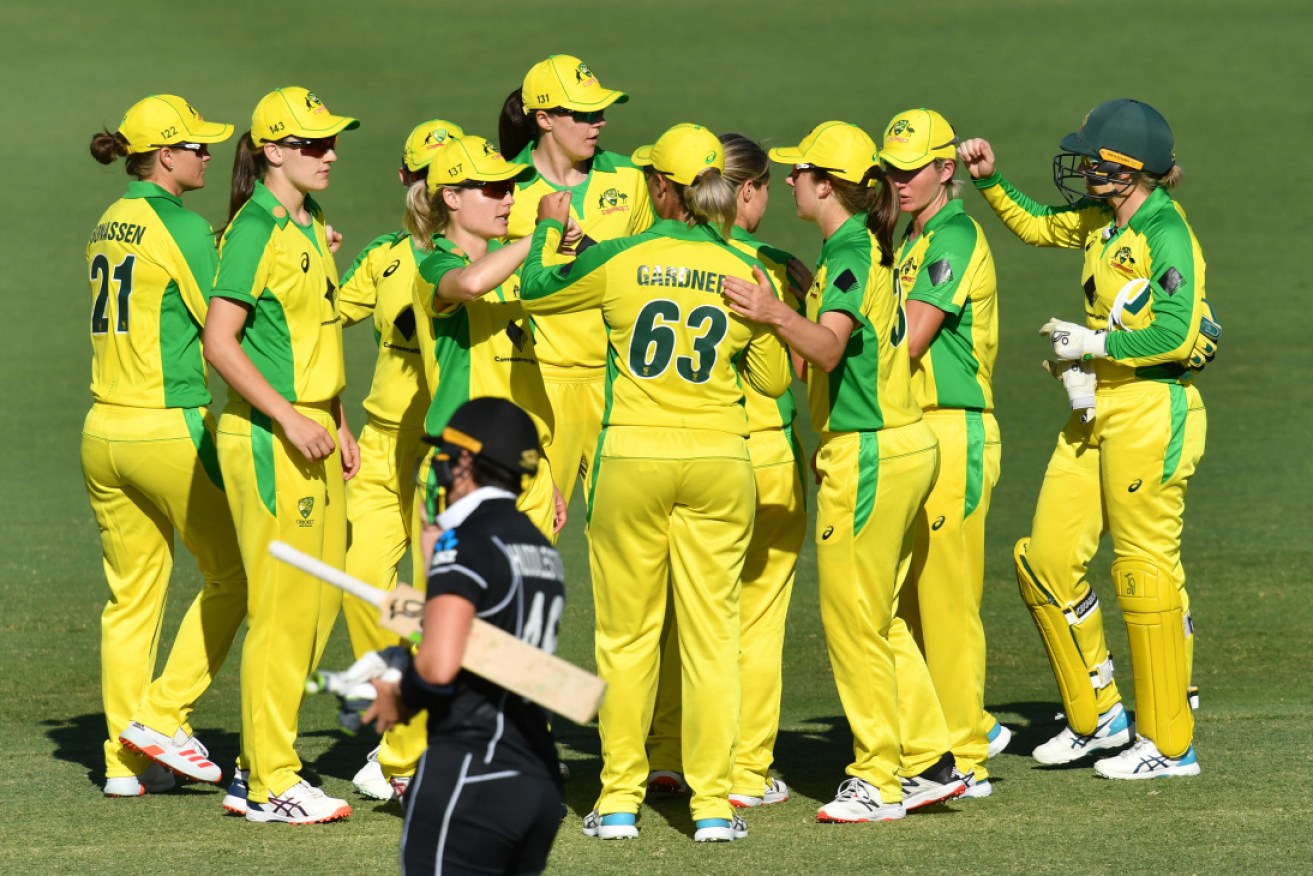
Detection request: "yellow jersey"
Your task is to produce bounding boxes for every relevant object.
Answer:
[520,218,790,437]
[728,225,801,433]
[212,181,345,404]
[86,181,216,408]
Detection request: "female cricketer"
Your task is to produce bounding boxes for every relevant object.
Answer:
[723,121,966,823]
[879,108,1006,796]
[498,54,652,507]
[365,398,566,876]
[520,122,791,843]
[83,94,243,797]
[959,98,1211,779]
[336,119,466,802]
[645,133,807,809]
[204,86,360,823]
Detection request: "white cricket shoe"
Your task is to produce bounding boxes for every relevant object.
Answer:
[1094,737,1200,780]
[222,768,248,815]
[389,774,412,800]
[986,722,1013,759]
[118,721,221,784]
[103,762,176,797]
[582,810,639,840]
[693,814,748,842]
[646,769,688,795]
[352,748,393,800]
[900,754,969,811]
[961,774,992,799]
[245,781,351,824]
[1033,703,1133,765]
[816,777,905,823]
[729,777,790,808]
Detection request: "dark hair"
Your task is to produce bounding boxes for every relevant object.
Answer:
[825,171,896,267]
[90,130,156,178]
[719,133,770,189]
[226,131,267,228]
[498,87,538,159]
[472,456,525,494]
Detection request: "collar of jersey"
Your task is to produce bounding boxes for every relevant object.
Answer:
[1123,186,1173,235]
[436,485,519,530]
[429,234,504,262]
[510,144,624,186]
[820,211,870,261]
[250,180,320,230]
[648,217,727,243]
[912,198,965,241]
[730,224,764,248]
[123,180,182,206]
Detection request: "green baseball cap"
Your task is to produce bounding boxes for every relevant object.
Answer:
[1060,98,1175,174]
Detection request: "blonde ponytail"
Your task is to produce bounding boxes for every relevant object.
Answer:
[681,168,737,240]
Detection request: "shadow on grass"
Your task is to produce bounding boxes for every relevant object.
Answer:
[43,713,240,791]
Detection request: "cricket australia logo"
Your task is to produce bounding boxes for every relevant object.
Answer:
[482,140,500,158]
[597,187,630,214]
[297,496,315,527]
[1110,246,1137,277]
[899,256,919,290]
[888,119,915,142]
[575,62,597,86]
[426,127,451,148]
[304,92,324,111]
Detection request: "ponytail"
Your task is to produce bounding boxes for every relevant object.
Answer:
[90,129,155,179]
[1150,164,1184,191]
[498,87,538,159]
[226,131,266,228]
[678,168,737,241]
[403,179,449,249]
[719,133,770,189]
[827,170,893,266]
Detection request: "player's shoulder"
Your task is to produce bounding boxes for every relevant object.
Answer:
[220,199,277,249]
[591,149,639,173]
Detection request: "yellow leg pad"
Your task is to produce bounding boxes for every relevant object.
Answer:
[1112,558,1193,758]
[1015,539,1112,736]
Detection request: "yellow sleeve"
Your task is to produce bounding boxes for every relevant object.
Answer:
[974,171,1107,250]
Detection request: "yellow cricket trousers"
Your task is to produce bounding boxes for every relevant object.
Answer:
[589,426,753,823]
[645,427,806,798]
[901,409,1001,778]
[82,403,246,779]
[217,401,345,802]
[815,422,947,803]
[539,364,605,507]
[1022,379,1205,740]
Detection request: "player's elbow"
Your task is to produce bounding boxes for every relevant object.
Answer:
[413,649,460,687]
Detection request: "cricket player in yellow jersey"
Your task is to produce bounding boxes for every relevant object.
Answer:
[725,121,968,823]
[880,109,1006,796]
[499,54,652,506]
[521,123,790,843]
[646,133,806,808]
[334,119,466,802]
[411,134,565,541]
[204,86,360,824]
[959,99,1214,779]
[82,95,242,797]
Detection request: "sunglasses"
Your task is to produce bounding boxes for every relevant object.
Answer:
[280,135,338,157]
[454,178,517,199]
[152,141,209,156]
[550,108,606,124]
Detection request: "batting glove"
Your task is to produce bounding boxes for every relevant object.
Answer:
[1187,299,1222,370]
[1041,318,1107,360]
[1043,359,1097,424]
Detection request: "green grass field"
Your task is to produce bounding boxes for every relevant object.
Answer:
[2,0,1311,872]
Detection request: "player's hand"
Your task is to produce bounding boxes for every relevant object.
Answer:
[785,257,813,303]
[1187,298,1222,370]
[536,191,572,226]
[724,266,786,325]
[957,138,996,179]
[1040,317,1107,360]
[363,678,412,734]
[326,224,344,255]
[281,411,336,462]
[419,519,443,569]
[1043,359,1097,424]
[552,485,568,535]
[558,218,584,254]
[338,422,360,480]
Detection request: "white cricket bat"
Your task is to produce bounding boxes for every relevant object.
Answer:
[269,541,605,724]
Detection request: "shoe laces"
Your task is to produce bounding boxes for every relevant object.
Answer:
[836,777,876,802]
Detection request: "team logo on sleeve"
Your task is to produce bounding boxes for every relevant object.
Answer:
[297,497,316,527]
[598,188,630,215]
[1109,246,1137,277]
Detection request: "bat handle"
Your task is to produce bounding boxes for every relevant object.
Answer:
[269,540,385,608]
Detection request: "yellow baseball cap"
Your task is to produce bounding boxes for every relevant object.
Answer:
[768,121,878,183]
[402,119,466,172]
[425,135,532,195]
[521,54,628,112]
[250,86,359,147]
[631,123,724,186]
[879,108,958,170]
[117,95,234,155]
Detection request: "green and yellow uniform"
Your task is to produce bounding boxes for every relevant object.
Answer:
[505,147,652,504]
[416,236,556,539]
[212,180,347,804]
[520,216,790,824]
[807,213,948,804]
[646,226,807,799]
[893,199,1003,780]
[82,181,246,780]
[977,173,1206,755]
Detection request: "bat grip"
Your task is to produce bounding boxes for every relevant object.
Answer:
[268,540,384,607]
